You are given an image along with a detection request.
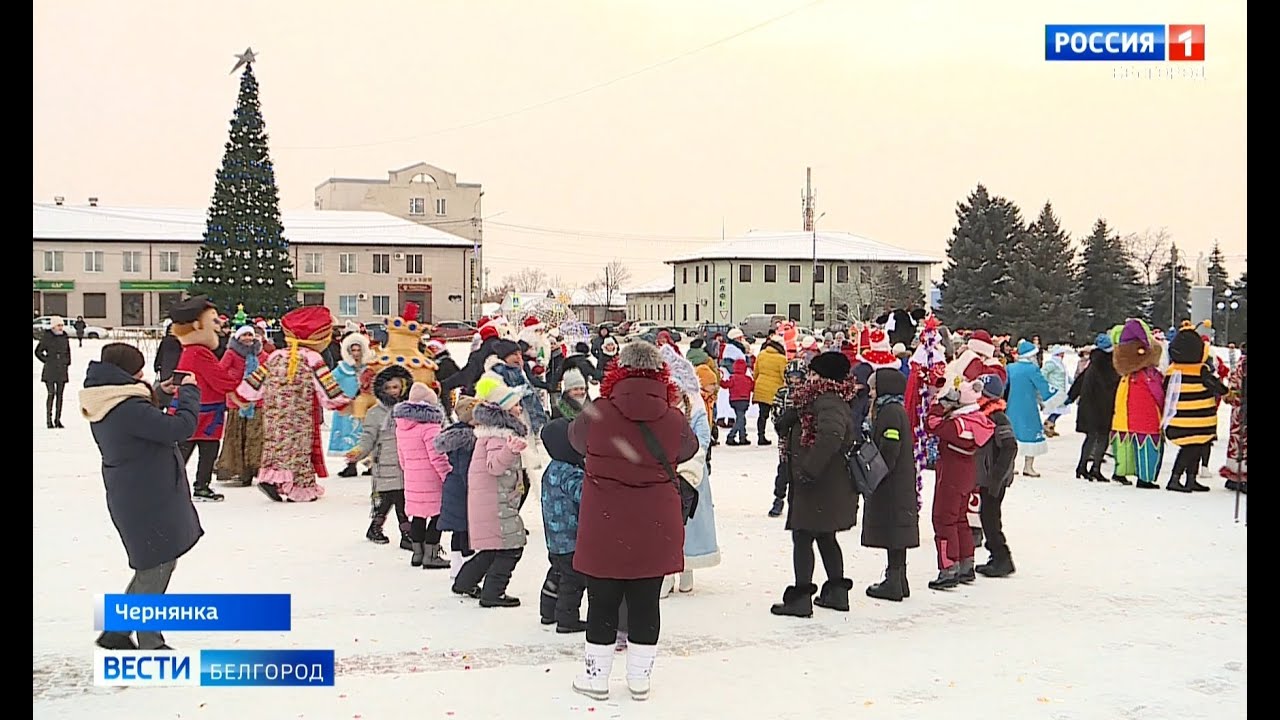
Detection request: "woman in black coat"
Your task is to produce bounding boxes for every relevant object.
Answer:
[34,317,72,428]
[862,367,919,602]
[1066,337,1121,482]
[78,343,204,651]
[771,352,860,618]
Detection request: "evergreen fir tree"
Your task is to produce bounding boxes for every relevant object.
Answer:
[1077,218,1142,333]
[1014,201,1080,343]
[1205,240,1232,331]
[1148,242,1193,332]
[189,62,295,317]
[876,264,926,310]
[939,184,1026,330]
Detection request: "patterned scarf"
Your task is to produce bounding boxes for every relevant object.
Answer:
[791,377,859,448]
[909,329,944,510]
[979,396,1006,415]
[234,339,262,419]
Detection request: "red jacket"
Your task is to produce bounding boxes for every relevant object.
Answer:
[175,345,242,441]
[926,404,995,492]
[569,372,698,580]
[219,344,269,409]
[721,359,754,402]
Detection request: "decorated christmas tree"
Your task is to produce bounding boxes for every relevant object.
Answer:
[190,50,296,317]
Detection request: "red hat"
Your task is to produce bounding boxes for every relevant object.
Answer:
[281,306,334,348]
[478,316,491,327]
[857,326,872,353]
[402,302,420,323]
[523,315,544,330]
[860,328,899,369]
[479,324,500,342]
[967,329,996,358]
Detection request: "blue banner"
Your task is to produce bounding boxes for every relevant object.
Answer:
[97,594,291,632]
[200,649,335,687]
[1045,24,1166,61]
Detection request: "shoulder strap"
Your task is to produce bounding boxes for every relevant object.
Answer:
[636,421,678,484]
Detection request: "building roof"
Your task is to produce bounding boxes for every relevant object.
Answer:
[667,229,940,264]
[31,203,474,248]
[567,286,626,307]
[625,277,676,295]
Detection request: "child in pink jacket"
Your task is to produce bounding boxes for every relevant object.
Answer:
[394,383,452,569]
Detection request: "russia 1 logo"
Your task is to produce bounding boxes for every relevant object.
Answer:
[1168,24,1205,61]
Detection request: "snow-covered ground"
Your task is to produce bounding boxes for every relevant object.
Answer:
[34,339,1247,719]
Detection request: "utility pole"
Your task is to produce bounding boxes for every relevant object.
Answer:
[1170,244,1178,330]
[803,168,816,326]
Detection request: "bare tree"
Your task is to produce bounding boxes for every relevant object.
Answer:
[1123,228,1171,308]
[502,268,550,293]
[481,282,513,304]
[828,264,889,326]
[597,260,632,307]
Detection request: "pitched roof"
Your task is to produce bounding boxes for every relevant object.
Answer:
[31,203,473,248]
[667,229,939,264]
[625,277,675,295]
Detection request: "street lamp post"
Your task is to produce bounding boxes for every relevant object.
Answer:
[1216,287,1239,345]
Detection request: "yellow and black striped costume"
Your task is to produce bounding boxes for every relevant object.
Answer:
[1164,327,1226,447]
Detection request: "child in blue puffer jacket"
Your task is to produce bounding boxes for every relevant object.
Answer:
[538,417,586,633]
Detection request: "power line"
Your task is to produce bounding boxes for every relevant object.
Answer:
[275,0,830,152]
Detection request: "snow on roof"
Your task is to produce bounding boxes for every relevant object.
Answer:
[31,203,474,248]
[567,286,625,307]
[625,277,675,295]
[667,229,940,264]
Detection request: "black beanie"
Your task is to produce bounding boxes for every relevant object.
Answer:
[809,351,851,381]
[101,343,145,377]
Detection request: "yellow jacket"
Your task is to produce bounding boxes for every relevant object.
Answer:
[753,345,788,404]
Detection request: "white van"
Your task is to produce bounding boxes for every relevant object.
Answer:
[739,314,787,339]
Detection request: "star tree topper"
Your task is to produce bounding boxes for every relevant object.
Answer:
[230,47,257,75]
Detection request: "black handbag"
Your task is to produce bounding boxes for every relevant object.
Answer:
[637,422,699,522]
[846,433,890,498]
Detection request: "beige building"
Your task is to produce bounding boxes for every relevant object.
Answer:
[625,278,676,324]
[315,162,483,319]
[32,202,475,327]
[668,230,939,328]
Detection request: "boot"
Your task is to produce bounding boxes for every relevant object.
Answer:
[625,643,658,701]
[193,487,225,502]
[556,617,587,634]
[769,584,816,618]
[400,535,414,551]
[420,544,450,569]
[977,551,1016,578]
[768,498,784,517]
[813,578,853,611]
[758,435,772,446]
[866,566,906,602]
[1186,466,1210,492]
[928,567,960,591]
[659,575,674,599]
[1044,420,1057,437]
[678,571,694,594]
[1136,479,1159,489]
[366,519,390,545]
[410,543,425,567]
[1022,458,1040,478]
[1112,475,1132,486]
[956,557,976,584]
[448,550,464,581]
[1075,462,1091,480]
[572,642,616,701]
[540,576,559,625]
[1166,479,1192,493]
[479,594,521,608]
[1088,466,1110,483]
[337,463,358,477]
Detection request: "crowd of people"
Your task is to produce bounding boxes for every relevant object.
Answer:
[41,294,1247,702]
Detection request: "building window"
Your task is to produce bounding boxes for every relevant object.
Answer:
[303,252,323,274]
[789,264,801,283]
[764,303,777,314]
[43,250,63,273]
[338,295,359,317]
[907,265,920,284]
[122,251,143,274]
[159,251,180,273]
[695,304,699,321]
[339,252,357,274]
[703,264,709,282]
[435,198,447,216]
[836,265,849,284]
[695,266,700,283]
[683,267,688,284]
[372,253,391,274]
[860,266,872,285]
[739,264,752,282]
[787,303,801,321]
[301,292,325,306]
[372,294,391,316]
[405,254,424,274]
[815,264,825,283]
[764,264,777,283]
[409,197,426,216]
[84,251,104,273]
[83,292,107,319]
[814,303,826,322]
[682,304,688,321]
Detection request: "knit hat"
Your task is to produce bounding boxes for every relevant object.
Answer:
[1016,339,1037,357]
[425,339,446,356]
[800,335,817,349]
[492,339,522,362]
[101,342,145,376]
[872,366,908,395]
[343,320,361,335]
[661,344,701,396]
[479,324,500,342]
[979,373,1006,399]
[860,328,899,369]
[561,368,587,392]
[408,382,438,404]
[618,341,665,371]
[727,327,745,340]
[785,358,807,378]
[454,395,480,424]
[485,382,524,411]
[967,329,996,358]
[574,341,590,354]
[892,342,909,358]
[809,351,851,381]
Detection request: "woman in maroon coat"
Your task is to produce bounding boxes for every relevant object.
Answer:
[568,341,698,703]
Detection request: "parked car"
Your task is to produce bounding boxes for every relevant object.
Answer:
[430,321,477,342]
[739,314,787,339]
[627,321,660,337]
[364,322,389,347]
[635,327,684,345]
[694,322,735,342]
[33,316,107,340]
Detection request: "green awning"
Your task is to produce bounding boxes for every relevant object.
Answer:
[295,282,325,291]
[119,280,191,291]
[33,280,73,291]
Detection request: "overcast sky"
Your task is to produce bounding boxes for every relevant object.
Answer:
[33,0,1246,287]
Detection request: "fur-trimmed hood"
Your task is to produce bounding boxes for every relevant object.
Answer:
[471,401,530,437]
[373,364,414,406]
[434,422,477,454]
[340,332,371,368]
[392,399,446,424]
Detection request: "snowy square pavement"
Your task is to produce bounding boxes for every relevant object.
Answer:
[34,340,1246,719]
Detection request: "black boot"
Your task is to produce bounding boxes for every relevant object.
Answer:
[768,498,784,517]
[479,594,521,608]
[1088,466,1110,483]
[769,584,816,618]
[1112,475,1132,485]
[540,575,559,625]
[1136,480,1159,489]
[366,519,390,545]
[555,617,587,634]
[400,535,414,551]
[1166,476,1192,493]
[410,543,425,567]
[1075,462,1091,480]
[865,566,906,602]
[337,463,358,478]
[977,551,1016,577]
[928,568,960,591]
[1185,466,1210,492]
[813,578,853,612]
[758,436,772,446]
